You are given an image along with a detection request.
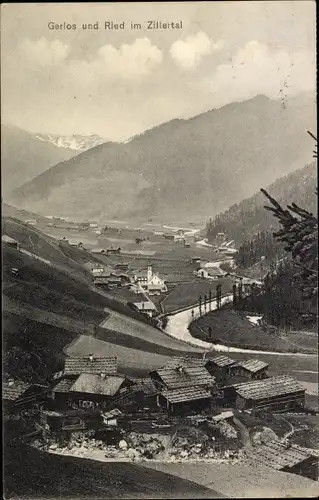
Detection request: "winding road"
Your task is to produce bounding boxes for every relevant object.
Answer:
[165,295,317,357]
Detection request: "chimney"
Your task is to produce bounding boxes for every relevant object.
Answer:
[89,353,94,362]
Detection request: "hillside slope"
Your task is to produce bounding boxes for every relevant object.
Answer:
[1,124,76,196]
[7,93,316,223]
[206,161,317,245]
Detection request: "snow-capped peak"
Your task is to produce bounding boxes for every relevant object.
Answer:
[36,133,107,152]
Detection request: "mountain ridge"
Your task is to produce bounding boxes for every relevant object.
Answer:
[6,93,316,223]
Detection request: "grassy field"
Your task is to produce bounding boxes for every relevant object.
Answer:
[3,281,107,324]
[189,308,317,354]
[161,278,232,314]
[4,442,220,499]
[143,462,319,498]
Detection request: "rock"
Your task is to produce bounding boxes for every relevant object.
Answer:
[49,444,58,450]
[118,439,128,450]
[180,450,188,458]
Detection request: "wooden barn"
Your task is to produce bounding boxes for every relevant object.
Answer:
[50,355,133,410]
[150,364,215,414]
[236,359,269,380]
[234,375,305,412]
[159,386,212,414]
[3,379,48,414]
[205,355,238,382]
[244,440,319,481]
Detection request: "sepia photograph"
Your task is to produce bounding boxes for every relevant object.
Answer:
[1,1,318,498]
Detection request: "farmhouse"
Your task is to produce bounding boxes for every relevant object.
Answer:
[234,375,305,412]
[159,386,212,414]
[205,355,238,382]
[161,356,206,370]
[163,233,175,241]
[2,235,20,250]
[130,377,159,408]
[150,365,215,391]
[236,359,269,380]
[195,267,225,280]
[114,262,130,272]
[51,355,133,409]
[3,379,48,413]
[191,257,201,264]
[93,276,122,288]
[244,440,319,481]
[59,354,118,377]
[132,300,157,318]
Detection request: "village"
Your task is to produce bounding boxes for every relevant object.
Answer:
[3,345,318,481]
[2,216,318,488]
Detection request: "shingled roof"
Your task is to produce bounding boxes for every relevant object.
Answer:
[243,440,316,470]
[131,377,159,395]
[70,374,125,396]
[63,356,117,376]
[237,359,269,373]
[235,375,304,401]
[53,378,75,393]
[208,355,237,368]
[3,380,31,401]
[161,386,211,404]
[162,356,206,369]
[154,366,215,390]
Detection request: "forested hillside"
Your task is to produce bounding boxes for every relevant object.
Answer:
[206,162,317,245]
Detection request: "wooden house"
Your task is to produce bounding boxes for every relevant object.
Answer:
[150,365,215,414]
[236,359,269,380]
[114,263,129,272]
[159,386,212,414]
[234,375,305,412]
[50,355,134,409]
[132,300,157,318]
[3,379,48,414]
[163,234,175,241]
[244,440,319,481]
[205,355,238,383]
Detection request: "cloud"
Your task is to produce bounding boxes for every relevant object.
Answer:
[170,32,224,69]
[19,38,70,67]
[206,41,316,102]
[97,38,163,79]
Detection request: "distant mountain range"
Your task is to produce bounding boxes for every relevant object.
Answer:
[6,93,316,222]
[35,133,107,152]
[1,125,76,196]
[206,161,317,245]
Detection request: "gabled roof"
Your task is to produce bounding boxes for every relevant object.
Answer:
[131,377,159,395]
[208,355,237,368]
[70,374,125,396]
[53,378,75,393]
[162,356,206,369]
[154,366,215,390]
[133,301,157,311]
[237,359,269,373]
[235,375,305,401]
[161,386,211,404]
[63,356,117,376]
[243,440,316,470]
[2,380,31,401]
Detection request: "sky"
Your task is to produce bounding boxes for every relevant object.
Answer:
[1,1,316,141]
